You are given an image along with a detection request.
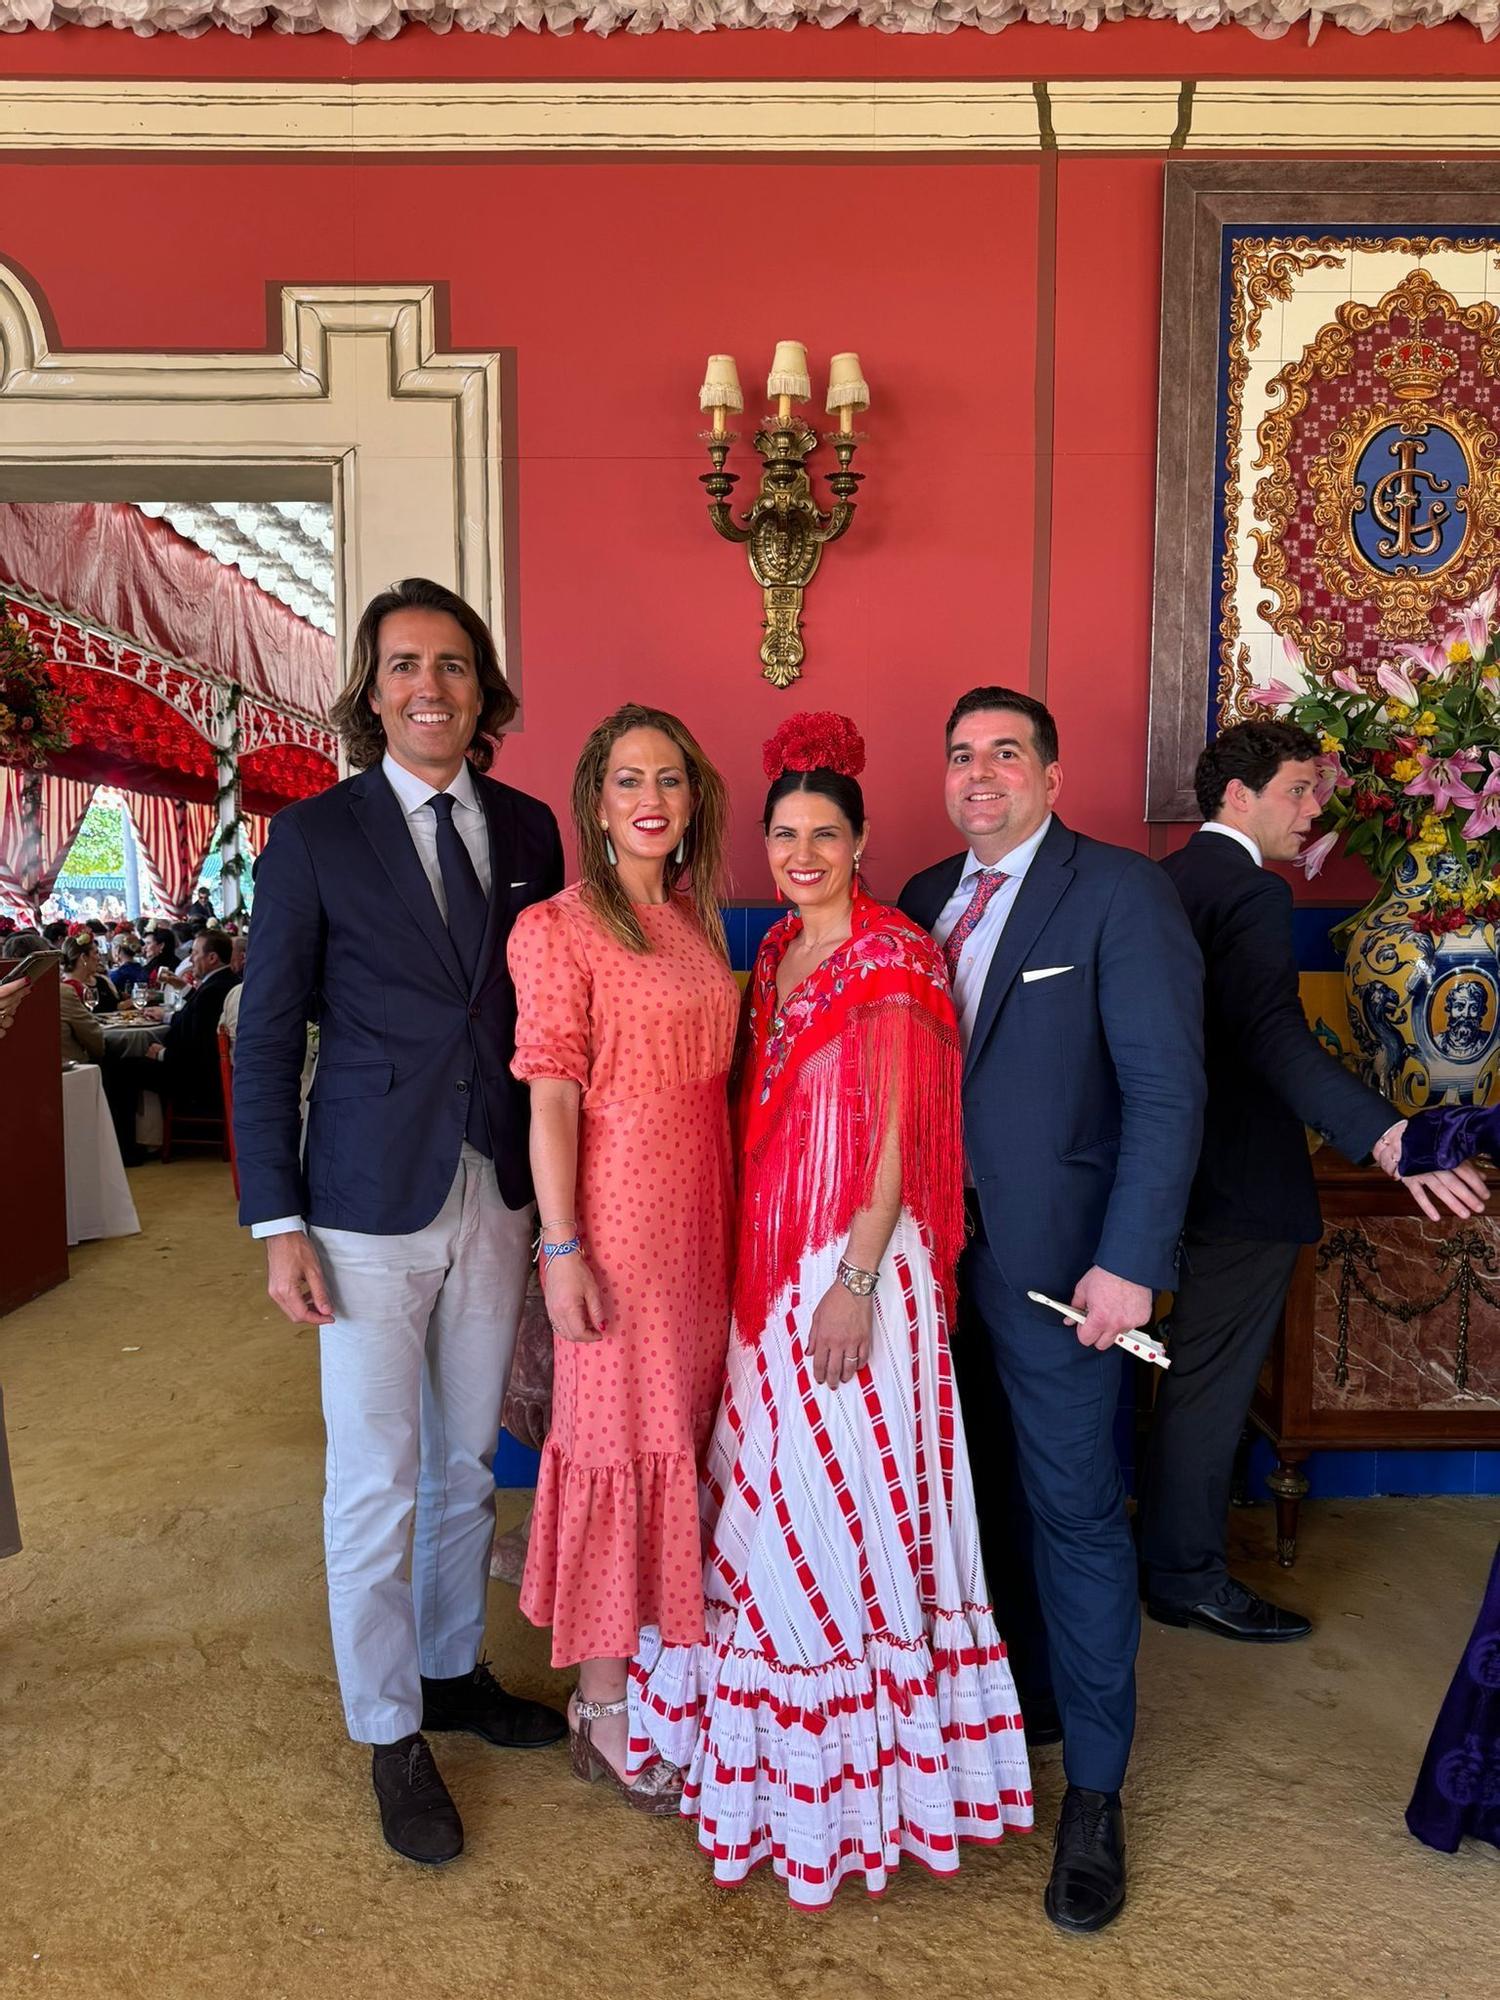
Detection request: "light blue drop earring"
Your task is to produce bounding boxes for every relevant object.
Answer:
[602,827,618,867]
[673,826,688,866]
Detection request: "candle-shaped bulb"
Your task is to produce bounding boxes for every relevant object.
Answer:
[767,340,811,405]
[699,354,744,416]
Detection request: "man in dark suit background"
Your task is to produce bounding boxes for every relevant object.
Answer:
[234,578,566,1866]
[1147,721,1487,1643]
[105,928,239,1160]
[900,686,1205,1935]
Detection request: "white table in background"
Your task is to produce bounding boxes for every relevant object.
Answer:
[61,1063,140,1246]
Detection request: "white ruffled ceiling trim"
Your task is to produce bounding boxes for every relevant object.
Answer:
[0,1,1497,46]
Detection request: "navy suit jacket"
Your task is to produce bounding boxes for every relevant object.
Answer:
[899,816,1206,1300]
[1162,829,1393,1243]
[234,761,564,1234]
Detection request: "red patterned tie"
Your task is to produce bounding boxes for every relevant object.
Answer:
[942,868,1007,984]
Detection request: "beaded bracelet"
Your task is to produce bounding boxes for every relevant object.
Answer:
[539,1235,582,1270]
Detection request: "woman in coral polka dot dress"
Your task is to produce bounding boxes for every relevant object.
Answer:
[508,704,738,1814]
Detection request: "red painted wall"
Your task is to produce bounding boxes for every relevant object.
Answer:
[3,21,1496,896]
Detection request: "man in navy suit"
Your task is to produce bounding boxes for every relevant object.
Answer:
[1147,721,1486,1644]
[900,686,1205,1934]
[234,578,566,1866]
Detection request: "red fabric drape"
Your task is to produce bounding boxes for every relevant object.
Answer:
[0,767,95,916]
[0,503,336,719]
[246,812,273,855]
[123,791,216,919]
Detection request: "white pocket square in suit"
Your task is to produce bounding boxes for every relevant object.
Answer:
[509,880,529,888]
[1022,965,1075,983]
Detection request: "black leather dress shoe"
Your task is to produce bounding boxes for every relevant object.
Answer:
[371,1732,463,1865]
[1146,1577,1312,1642]
[1021,1691,1063,1749]
[421,1657,567,1748]
[1044,1786,1126,1934]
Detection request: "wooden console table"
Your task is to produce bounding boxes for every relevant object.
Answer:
[1251,1152,1500,1565]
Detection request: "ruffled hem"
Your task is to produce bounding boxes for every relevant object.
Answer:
[520,1441,708,1668]
[629,1599,1034,1910]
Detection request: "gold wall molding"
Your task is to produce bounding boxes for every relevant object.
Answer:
[1,77,1495,157]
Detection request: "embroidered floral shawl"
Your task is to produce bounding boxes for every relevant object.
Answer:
[732,886,964,1346]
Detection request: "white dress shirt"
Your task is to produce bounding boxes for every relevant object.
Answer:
[379,750,493,906]
[1199,820,1262,868]
[252,752,491,1241]
[933,813,1054,1057]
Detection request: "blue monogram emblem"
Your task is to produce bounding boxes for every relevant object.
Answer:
[1352,420,1471,576]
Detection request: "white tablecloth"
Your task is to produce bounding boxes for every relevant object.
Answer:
[61,1064,140,1246]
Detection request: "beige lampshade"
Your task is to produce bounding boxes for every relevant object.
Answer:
[825,351,870,413]
[699,354,744,412]
[767,340,811,402]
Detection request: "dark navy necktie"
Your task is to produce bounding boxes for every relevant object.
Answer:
[427,791,488,987]
[428,790,492,1156]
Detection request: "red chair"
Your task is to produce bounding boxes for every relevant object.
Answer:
[219,1027,240,1198]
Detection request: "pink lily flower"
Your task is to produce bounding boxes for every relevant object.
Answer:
[1376,660,1421,707]
[1400,641,1447,680]
[1460,748,1500,840]
[1299,830,1339,879]
[1279,635,1307,677]
[1331,667,1365,695]
[1460,599,1493,656]
[1247,679,1295,708]
[1314,753,1347,809]
[1404,748,1482,814]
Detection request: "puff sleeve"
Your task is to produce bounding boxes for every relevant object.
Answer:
[508,896,594,1090]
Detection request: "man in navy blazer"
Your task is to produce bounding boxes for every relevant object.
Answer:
[234,579,566,1866]
[1147,721,1486,1645]
[900,686,1205,1935]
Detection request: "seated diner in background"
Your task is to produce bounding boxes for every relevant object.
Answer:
[60,932,119,1017]
[105,929,238,1164]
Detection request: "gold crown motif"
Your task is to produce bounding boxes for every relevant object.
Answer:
[1374,334,1459,403]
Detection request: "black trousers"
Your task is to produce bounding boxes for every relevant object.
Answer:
[1138,1232,1303,1607]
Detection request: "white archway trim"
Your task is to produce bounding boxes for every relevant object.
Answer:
[0,270,507,683]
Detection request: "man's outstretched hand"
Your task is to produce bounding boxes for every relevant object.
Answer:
[1373,1119,1490,1221]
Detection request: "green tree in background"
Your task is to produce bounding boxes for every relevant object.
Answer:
[66,801,125,877]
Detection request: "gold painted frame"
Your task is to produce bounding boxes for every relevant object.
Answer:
[1147,163,1500,821]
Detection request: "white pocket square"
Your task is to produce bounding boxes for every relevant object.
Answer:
[509,880,529,888]
[1022,965,1075,983]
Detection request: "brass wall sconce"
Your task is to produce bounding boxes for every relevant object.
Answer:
[698,342,869,690]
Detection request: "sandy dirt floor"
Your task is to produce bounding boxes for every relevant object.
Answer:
[1,1159,1496,2000]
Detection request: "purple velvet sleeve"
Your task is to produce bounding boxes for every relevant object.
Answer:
[1398,1103,1500,1175]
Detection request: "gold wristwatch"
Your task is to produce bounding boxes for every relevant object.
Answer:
[837,1258,879,1298]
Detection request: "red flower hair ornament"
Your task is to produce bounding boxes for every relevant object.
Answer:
[762,710,866,783]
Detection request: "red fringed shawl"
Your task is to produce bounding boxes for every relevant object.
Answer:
[732,888,966,1346]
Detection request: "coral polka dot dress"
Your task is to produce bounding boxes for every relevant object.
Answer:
[508,884,739,1668]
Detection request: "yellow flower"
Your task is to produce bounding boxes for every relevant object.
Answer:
[1318,730,1340,754]
[1463,885,1485,912]
[1386,701,1413,722]
[1413,710,1439,738]
[1391,756,1423,783]
[1448,640,1473,665]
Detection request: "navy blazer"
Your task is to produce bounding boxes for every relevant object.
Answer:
[1162,829,1393,1243]
[899,816,1206,1300]
[234,761,564,1234]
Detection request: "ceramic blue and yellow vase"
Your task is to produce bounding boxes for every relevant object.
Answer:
[1344,847,1500,1116]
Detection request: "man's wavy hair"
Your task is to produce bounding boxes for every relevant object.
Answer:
[330,577,518,773]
